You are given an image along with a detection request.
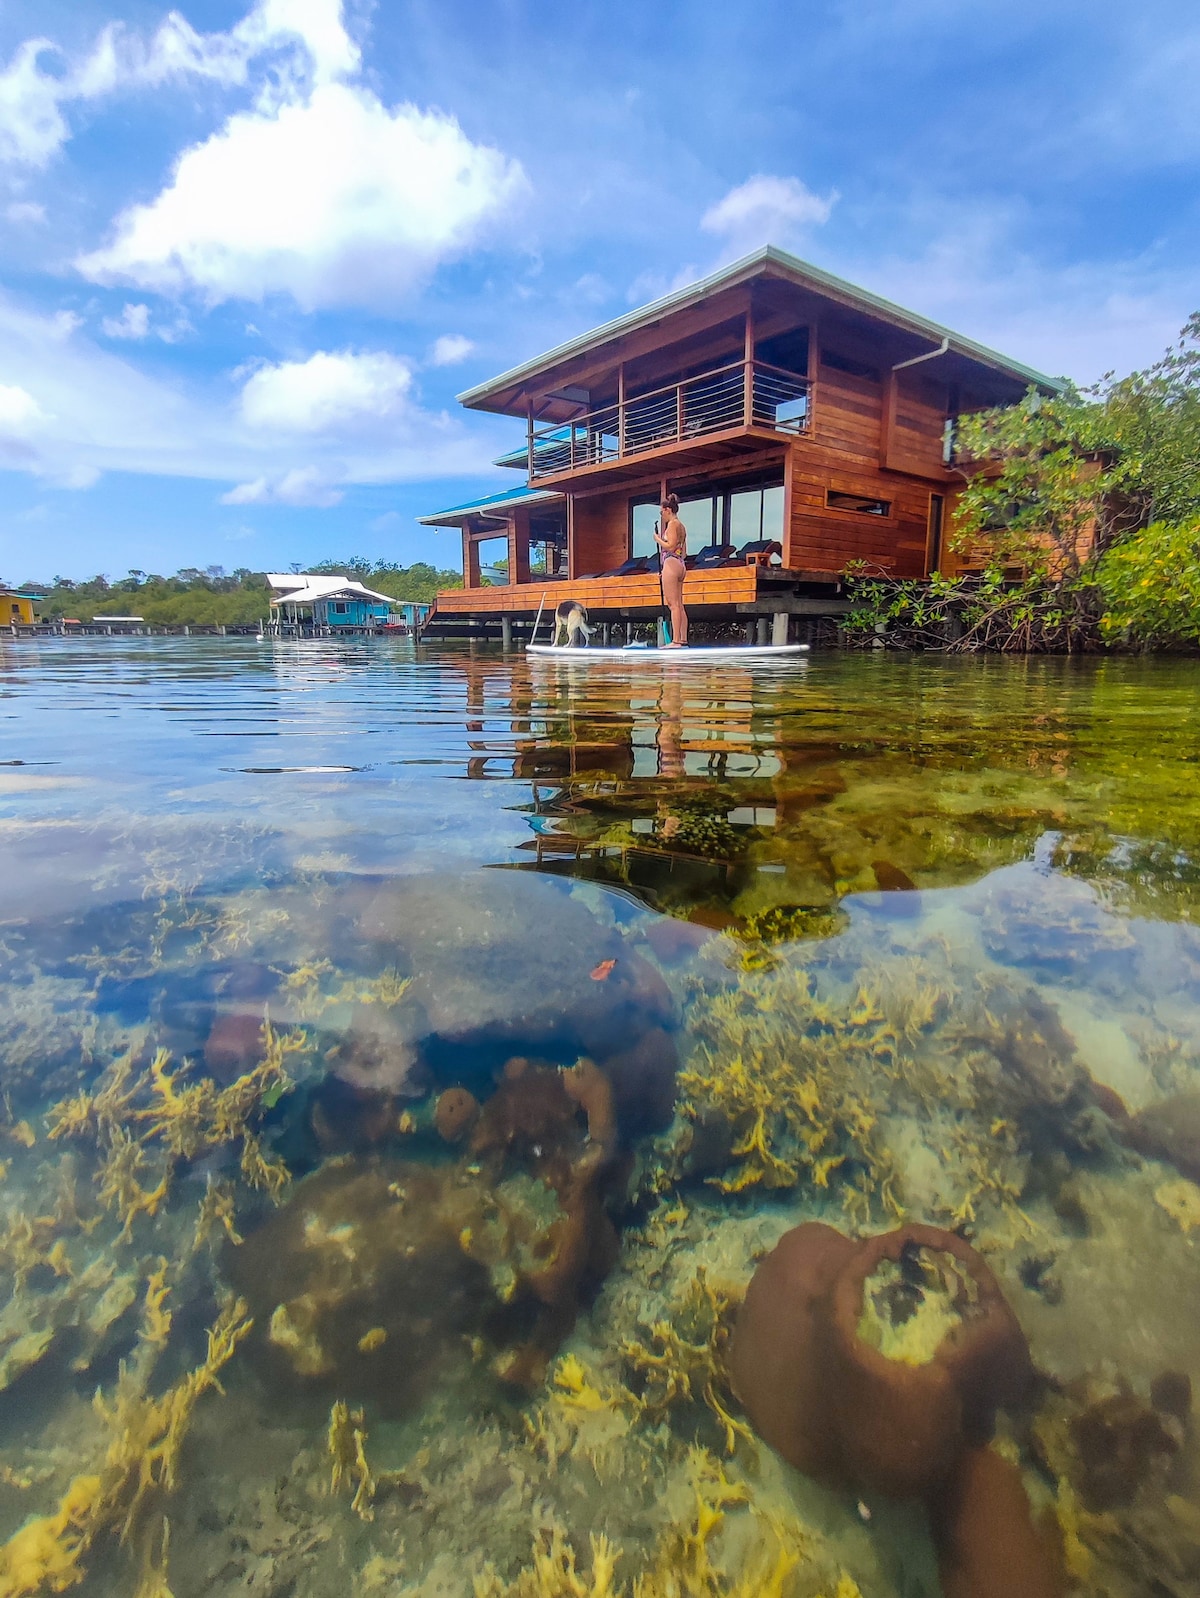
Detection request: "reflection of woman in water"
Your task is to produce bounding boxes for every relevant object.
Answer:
[654,494,688,647]
[656,672,686,782]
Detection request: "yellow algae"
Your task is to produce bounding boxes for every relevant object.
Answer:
[677,966,903,1217]
[47,1021,301,1234]
[328,1401,376,1521]
[0,1472,103,1597]
[0,1296,250,1597]
[357,1327,387,1354]
[139,1261,172,1349]
[1154,1178,1200,1232]
[478,1450,809,1598]
[620,1272,751,1454]
[191,1180,243,1251]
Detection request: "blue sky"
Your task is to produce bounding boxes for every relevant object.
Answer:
[0,0,1197,582]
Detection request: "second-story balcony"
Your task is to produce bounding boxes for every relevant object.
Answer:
[527,357,811,485]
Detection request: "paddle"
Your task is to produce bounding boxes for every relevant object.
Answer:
[656,522,672,646]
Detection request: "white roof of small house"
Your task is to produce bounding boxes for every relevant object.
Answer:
[267,574,395,608]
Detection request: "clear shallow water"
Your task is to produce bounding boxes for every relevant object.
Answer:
[1,638,1200,1597]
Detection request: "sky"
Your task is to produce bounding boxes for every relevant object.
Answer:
[0,0,1197,583]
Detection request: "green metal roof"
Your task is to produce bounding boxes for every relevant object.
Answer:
[458,245,1068,412]
[416,485,564,528]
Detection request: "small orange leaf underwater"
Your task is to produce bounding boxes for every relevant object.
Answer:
[590,959,617,981]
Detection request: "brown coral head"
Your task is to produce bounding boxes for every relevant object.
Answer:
[434,1087,480,1144]
[731,1221,1032,1500]
[930,1445,1066,1598]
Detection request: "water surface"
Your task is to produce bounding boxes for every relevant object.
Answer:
[1,639,1198,1597]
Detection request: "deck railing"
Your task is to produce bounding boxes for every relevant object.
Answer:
[527,358,811,481]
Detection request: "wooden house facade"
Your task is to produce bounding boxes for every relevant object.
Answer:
[418,247,1063,641]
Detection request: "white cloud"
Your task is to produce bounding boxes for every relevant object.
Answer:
[220,467,342,506]
[78,83,527,309]
[429,334,475,367]
[240,350,413,431]
[0,41,68,168]
[0,0,360,171]
[0,382,46,431]
[101,302,150,340]
[0,289,493,490]
[6,201,46,225]
[701,175,837,255]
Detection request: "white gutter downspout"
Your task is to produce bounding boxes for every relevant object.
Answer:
[892,335,950,373]
[892,336,954,465]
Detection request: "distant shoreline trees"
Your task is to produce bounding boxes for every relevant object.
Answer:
[22,559,463,628]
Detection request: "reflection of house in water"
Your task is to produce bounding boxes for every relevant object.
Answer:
[440,653,838,922]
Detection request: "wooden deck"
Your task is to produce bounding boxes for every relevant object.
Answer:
[431,565,771,619]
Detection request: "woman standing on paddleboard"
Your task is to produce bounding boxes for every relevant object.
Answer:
[654,494,688,647]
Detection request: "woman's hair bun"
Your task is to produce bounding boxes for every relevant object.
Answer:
[663,493,679,513]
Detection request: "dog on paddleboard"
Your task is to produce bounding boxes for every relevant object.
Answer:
[553,599,592,648]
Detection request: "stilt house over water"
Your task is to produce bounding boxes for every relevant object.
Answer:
[417,246,1065,642]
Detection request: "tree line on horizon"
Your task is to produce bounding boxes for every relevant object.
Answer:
[20,559,464,627]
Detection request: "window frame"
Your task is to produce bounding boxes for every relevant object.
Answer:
[825,489,893,518]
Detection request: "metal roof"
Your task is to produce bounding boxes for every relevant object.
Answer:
[458,245,1068,412]
[416,486,564,527]
[267,575,396,606]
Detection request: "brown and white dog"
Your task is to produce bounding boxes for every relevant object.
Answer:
[553,599,592,648]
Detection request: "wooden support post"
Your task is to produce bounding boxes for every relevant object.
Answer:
[756,616,770,646]
[526,399,534,480]
[617,362,626,459]
[880,369,899,470]
[744,620,756,645]
[501,616,512,650]
[508,509,531,586]
[464,528,482,589]
[772,612,789,647]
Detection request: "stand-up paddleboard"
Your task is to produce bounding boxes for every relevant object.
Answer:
[527,642,809,660]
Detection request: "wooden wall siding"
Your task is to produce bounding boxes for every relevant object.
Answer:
[572,491,629,577]
[882,368,952,478]
[813,364,884,461]
[432,565,760,618]
[788,450,934,577]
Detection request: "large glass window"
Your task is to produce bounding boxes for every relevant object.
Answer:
[678,495,718,550]
[629,479,783,559]
[631,502,659,560]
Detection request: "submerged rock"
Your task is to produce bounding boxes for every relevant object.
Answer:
[343,872,678,1131]
[1127,1089,1200,1183]
[231,1057,623,1408]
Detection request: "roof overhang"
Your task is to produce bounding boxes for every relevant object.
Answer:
[458,245,1068,417]
[417,486,564,528]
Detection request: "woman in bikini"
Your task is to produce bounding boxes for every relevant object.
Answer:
[654,493,688,647]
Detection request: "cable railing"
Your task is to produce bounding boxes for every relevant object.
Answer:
[527,359,811,480]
